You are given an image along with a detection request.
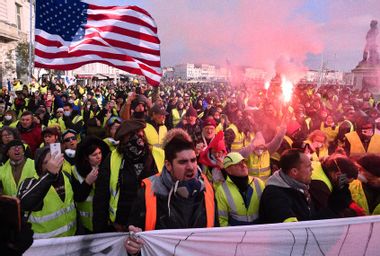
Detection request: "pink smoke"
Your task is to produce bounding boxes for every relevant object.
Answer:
[149,0,323,81]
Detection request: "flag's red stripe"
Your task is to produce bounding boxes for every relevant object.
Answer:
[34,48,161,68]
[84,23,159,44]
[83,32,160,55]
[35,35,63,47]
[89,5,154,19]
[87,13,157,34]
[35,60,160,86]
[36,33,159,56]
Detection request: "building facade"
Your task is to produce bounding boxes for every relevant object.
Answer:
[0,0,31,85]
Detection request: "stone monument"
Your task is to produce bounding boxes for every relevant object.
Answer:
[352,20,380,95]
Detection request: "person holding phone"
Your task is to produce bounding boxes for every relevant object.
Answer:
[72,136,109,233]
[310,154,365,217]
[18,146,77,239]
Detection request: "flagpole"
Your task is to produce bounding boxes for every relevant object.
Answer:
[28,0,34,83]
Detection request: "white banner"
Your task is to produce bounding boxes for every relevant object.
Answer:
[26,216,380,256]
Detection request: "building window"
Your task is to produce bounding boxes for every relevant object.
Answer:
[16,3,21,30]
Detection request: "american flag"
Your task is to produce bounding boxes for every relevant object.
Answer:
[35,0,161,86]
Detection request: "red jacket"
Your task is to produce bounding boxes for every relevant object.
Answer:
[18,123,42,157]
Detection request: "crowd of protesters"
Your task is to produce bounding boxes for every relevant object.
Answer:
[1,74,380,254]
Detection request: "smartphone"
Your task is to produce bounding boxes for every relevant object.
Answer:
[50,143,61,156]
[0,195,21,232]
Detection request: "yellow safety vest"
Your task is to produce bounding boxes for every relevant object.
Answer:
[144,123,167,148]
[0,159,36,196]
[103,138,117,152]
[246,151,271,180]
[349,179,380,215]
[40,85,48,95]
[48,117,66,132]
[345,132,380,157]
[72,115,83,124]
[62,159,74,175]
[72,167,94,231]
[304,139,328,162]
[172,108,186,127]
[108,148,164,222]
[216,176,265,226]
[227,124,245,152]
[271,136,293,162]
[311,161,333,192]
[320,122,339,143]
[28,172,76,239]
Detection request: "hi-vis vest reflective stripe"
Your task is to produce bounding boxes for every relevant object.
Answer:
[29,173,77,239]
[217,176,264,226]
[349,179,380,215]
[345,132,380,156]
[246,151,271,179]
[172,108,186,127]
[144,123,168,148]
[0,159,36,196]
[72,167,94,231]
[228,124,245,152]
[311,161,332,192]
[109,149,165,222]
[142,173,215,231]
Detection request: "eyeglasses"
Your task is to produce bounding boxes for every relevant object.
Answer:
[63,136,77,143]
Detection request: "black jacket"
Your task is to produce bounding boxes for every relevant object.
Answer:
[92,150,158,233]
[259,171,340,224]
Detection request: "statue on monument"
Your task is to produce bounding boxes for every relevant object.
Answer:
[362,20,379,64]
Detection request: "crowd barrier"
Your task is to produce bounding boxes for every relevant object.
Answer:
[25,216,380,256]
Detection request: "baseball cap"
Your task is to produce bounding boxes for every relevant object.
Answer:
[223,152,245,169]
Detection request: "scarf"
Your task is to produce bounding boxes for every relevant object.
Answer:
[279,171,311,203]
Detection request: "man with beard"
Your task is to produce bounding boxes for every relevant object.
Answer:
[120,92,150,121]
[344,117,380,158]
[92,120,161,233]
[125,129,216,255]
[177,106,203,147]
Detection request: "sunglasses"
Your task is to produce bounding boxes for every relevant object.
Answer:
[63,136,77,143]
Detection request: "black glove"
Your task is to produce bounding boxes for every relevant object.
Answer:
[328,184,352,213]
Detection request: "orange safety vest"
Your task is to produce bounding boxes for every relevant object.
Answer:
[142,173,215,231]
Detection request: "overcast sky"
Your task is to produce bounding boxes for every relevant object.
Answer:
[84,0,380,73]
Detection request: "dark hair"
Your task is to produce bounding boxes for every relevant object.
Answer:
[64,103,73,108]
[21,111,33,118]
[0,127,21,145]
[75,136,110,177]
[357,154,380,177]
[321,155,359,179]
[164,136,194,163]
[280,149,303,174]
